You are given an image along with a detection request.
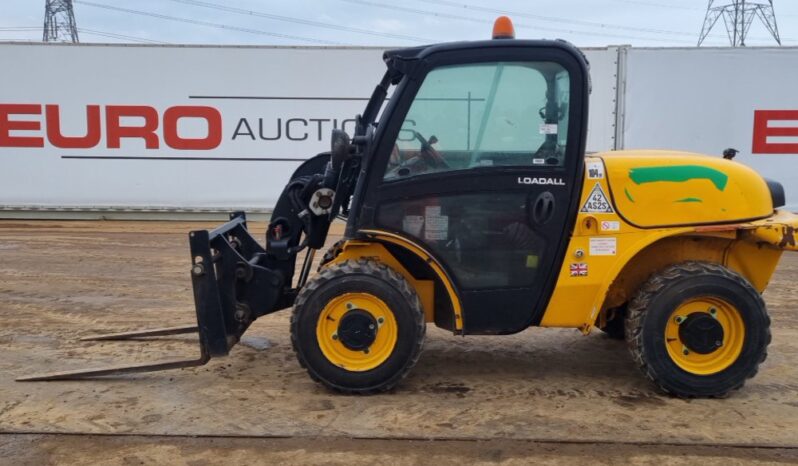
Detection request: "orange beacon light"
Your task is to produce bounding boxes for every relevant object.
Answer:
[492,16,515,39]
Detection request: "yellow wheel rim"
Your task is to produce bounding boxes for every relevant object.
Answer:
[316,293,398,372]
[665,297,745,375]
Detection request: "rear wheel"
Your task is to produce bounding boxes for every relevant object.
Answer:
[291,259,425,394]
[625,262,770,397]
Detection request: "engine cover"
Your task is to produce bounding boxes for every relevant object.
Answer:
[595,151,775,228]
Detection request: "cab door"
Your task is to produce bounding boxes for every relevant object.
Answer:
[356,44,589,334]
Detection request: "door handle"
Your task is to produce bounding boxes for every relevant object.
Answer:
[531,191,556,226]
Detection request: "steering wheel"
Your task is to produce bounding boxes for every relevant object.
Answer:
[413,131,449,169]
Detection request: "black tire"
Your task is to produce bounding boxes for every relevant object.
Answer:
[625,261,771,398]
[291,259,426,394]
[317,239,345,272]
[600,309,626,340]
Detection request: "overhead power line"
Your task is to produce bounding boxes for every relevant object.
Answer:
[78,28,168,44]
[167,0,431,43]
[400,0,793,44]
[611,0,797,20]
[338,0,700,44]
[73,0,342,45]
[417,0,697,37]
[609,0,702,10]
[0,26,162,43]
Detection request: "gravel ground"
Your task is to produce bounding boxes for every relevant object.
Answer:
[1,220,797,464]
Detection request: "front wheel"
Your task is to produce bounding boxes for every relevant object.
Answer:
[291,259,425,394]
[626,262,771,397]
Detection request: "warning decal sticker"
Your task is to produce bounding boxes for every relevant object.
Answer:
[424,205,448,241]
[580,183,614,213]
[589,237,617,256]
[587,161,605,179]
[539,123,558,135]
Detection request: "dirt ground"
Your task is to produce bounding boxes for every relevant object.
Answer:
[1,220,797,465]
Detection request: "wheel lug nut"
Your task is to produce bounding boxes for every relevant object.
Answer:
[682,348,690,355]
[377,317,384,324]
[332,333,338,340]
[363,348,370,354]
[346,303,354,310]
[675,316,684,324]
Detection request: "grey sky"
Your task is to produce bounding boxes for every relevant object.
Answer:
[2,1,796,47]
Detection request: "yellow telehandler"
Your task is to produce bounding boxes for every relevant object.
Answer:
[21,17,798,398]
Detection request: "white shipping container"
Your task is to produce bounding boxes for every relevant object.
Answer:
[0,43,619,213]
[5,43,796,214]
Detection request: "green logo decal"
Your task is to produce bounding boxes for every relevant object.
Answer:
[628,165,728,191]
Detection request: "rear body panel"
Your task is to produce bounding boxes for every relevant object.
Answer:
[539,153,791,331]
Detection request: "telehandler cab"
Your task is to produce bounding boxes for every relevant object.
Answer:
[21,17,798,398]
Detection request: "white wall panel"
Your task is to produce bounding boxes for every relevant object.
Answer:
[0,43,664,212]
[623,47,798,210]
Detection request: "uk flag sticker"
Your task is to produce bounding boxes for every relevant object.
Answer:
[570,263,588,277]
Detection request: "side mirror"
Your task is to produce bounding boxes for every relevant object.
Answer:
[330,129,352,171]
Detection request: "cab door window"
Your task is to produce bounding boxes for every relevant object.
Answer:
[384,61,570,181]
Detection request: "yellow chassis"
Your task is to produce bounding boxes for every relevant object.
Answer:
[327,209,798,335]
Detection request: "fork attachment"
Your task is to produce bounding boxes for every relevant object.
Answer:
[17,325,210,381]
[17,212,289,381]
